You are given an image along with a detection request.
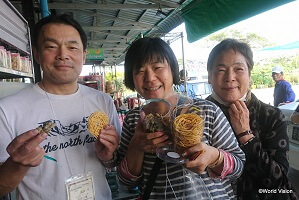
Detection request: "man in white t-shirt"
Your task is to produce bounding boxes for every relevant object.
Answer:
[0,14,121,200]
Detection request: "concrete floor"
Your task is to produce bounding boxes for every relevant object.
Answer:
[288,167,299,192]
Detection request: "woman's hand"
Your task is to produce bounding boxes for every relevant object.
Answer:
[131,112,170,154]
[228,100,251,134]
[145,131,170,154]
[184,143,223,174]
[126,112,170,176]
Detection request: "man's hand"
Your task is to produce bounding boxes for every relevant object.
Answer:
[0,129,47,196]
[95,125,120,162]
[7,129,47,167]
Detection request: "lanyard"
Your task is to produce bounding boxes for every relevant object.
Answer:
[40,82,87,176]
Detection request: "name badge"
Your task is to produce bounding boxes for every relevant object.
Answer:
[66,172,95,200]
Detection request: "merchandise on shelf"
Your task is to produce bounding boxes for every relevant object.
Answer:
[78,74,105,92]
[6,50,12,69]
[106,81,115,94]
[11,52,20,71]
[0,46,7,67]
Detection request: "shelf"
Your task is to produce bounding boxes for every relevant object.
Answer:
[0,0,31,54]
[0,0,34,82]
[0,67,33,79]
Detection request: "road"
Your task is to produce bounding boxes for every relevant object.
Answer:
[252,85,299,193]
[252,85,299,106]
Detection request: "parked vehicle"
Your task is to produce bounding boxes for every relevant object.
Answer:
[187,80,212,99]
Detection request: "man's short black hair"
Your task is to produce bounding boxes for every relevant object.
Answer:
[32,14,87,50]
[124,37,180,91]
[207,38,254,74]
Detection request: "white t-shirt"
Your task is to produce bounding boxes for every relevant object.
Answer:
[0,84,121,200]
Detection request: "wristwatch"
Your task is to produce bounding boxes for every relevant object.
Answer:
[236,130,253,139]
[102,152,117,168]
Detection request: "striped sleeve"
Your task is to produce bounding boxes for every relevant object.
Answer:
[117,108,142,187]
[202,100,245,179]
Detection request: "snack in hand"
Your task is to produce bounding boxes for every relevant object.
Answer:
[36,121,56,135]
[143,113,165,133]
[173,113,204,149]
[88,111,109,138]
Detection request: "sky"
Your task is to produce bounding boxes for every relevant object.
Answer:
[169,0,299,60]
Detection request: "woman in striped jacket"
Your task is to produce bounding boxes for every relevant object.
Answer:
[117,37,245,199]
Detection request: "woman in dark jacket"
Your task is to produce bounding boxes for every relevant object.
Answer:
[206,38,298,200]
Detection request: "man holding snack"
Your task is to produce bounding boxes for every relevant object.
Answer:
[0,14,120,200]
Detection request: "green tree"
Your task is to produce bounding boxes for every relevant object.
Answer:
[202,29,275,49]
[182,28,299,88]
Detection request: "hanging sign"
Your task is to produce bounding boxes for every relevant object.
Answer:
[86,48,104,60]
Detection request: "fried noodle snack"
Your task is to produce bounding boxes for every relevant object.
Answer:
[173,113,204,149]
[143,113,165,133]
[88,111,109,138]
[36,121,56,135]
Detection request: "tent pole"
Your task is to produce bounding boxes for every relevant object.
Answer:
[181,32,187,94]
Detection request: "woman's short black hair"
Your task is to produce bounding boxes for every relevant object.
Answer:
[207,38,254,74]
[124,37,180,91]
[32,14,87,51]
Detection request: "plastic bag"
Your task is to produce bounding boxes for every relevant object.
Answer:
[182,168,212,200]
[164,164,212,200]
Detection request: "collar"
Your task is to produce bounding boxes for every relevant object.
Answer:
[211,90,248,106]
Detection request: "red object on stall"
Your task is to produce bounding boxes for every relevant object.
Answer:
[114,99,119,110]
[130,98,135,109]
[117,98,122,107]
[127,98,131,110]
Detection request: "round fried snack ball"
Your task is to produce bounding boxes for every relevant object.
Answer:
[88,111,109,138]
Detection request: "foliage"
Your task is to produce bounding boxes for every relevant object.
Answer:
[194,28,299,88]
[105,71,124,82]
[203,29,275,49]
[251,64,273,88]
[105,70,138,99]
[251,55,299,88]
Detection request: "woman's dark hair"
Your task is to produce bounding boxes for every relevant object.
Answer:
[124,37,180,91]
[32,14,87,50]
[207,38,254,74]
